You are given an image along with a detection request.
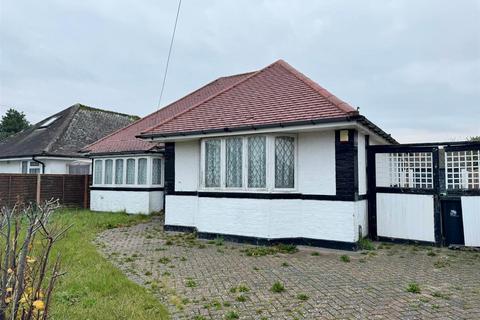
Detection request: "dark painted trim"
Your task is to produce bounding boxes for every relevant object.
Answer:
[335,129,359,200]
[138,114,398,145]
[167,191,363,201]
[369,140,479,148]
[164,142,175,195]
[358,194,368,201]
[432,148,442,245]
[442,190,480,196]
[368,145,436,153]
[377,236,437,247]
[164,225,358,251]
[367,147,377,239]
[90,186,164,192]
[164,225,196,233]
[375,187,436,195]
[444,144,480,151]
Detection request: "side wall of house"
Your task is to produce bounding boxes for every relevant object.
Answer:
[0,160,21,173]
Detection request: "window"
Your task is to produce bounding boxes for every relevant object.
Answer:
[205,140,221,187]
[152,158,162,185]
[104,159,113,184]
[446,150,479,190]
[94,160,103,184]
[126,159,135,184]
[226,137,243,187]
[201,135,295,191]
[115,159,124,184]
[21,161,28,174]
[137,158,147,185]
[275,136,295,188]
[248,136,266,188]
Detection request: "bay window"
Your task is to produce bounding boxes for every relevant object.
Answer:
[152,158,162,185]
[94,160,103,184]
[126,159,135,184]
[115,159,124,184]
[137,158,147,185]
[104,159,113,184]
[201,134,296,191]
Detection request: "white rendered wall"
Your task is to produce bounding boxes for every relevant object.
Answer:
[358,133,367,195]
[175,140,199,191]
[377,193,435,242]
[461,196,480,247]
[43,159,70,174]
[354,200,368,239]
[0,160,21,173]
[91,190,163,214]
[165,195,362,243]
[297,131,336,195]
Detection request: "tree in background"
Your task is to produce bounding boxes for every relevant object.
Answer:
[467,136,480,142]
[0,108,30,141]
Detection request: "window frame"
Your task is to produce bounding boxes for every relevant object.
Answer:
[91,155,164,187]
[200,134,297,193]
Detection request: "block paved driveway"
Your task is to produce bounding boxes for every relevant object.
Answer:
[95,216,480,319]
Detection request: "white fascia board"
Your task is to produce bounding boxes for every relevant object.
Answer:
[143,121,356,143]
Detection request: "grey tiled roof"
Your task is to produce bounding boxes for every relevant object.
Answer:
[0,104,138,159]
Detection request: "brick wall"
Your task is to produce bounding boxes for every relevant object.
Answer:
[0,174,91,208]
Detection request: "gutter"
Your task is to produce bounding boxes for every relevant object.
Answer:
[32,155,46,174]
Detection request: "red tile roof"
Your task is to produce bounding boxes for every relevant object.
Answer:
[82,72,253,154]
[140,60,358,138]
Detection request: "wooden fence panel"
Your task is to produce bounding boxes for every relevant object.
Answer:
[0,174,91,208]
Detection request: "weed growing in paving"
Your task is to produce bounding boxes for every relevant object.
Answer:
[225,311,239,319]
[194,316,207,320]
[144,271,152,276]
[296,293,309,301]
[358,238,376,251]
[158,257,171,264]
[311,252,320,256]
[244,244,298,256]
[406,282,421,294]
[271,281,285,293]
[215,236,224,246]
[236,295,247,302]
[340,255,351,263]
[434,257,450,268]
[432,291,450,300]
[185,278,197,288]
[281,262,290,267]
[427,250,437,257]
[238,284,250,292]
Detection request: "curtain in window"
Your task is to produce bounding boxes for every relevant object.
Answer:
[248,136,266,188]
[126,159,135,184]
[138,158,147,184]
[152,158,162,185]
[104,159,113,184]
[205,140,221,187]
[226,138,243,187]
[94,160,103,184]
[115,159,124,184]
[275,136,295,188]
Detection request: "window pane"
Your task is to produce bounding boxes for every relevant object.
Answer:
[94,160,103,184]
[115,159,123,184]
[275,136,295,188]
[21,161,28,174]
[226,138,243,188]
[152,158,162,185]
[138,158,147,184]
[29,168,40,174]
[104,159,113,184]
[248,136,266,188]
[126,159,135,184]
[205,140,221,187]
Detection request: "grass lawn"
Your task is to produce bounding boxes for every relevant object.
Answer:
[46,209,169,319]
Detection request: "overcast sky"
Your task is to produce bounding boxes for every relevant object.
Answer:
[1,0,479,143]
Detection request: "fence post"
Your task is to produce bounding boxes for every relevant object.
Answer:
[36,174,42,204]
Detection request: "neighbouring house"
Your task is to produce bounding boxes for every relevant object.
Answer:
[0,104,138,175]
[133,59,397,249]
[81,72,252,214]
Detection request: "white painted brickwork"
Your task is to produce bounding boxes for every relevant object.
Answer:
[166,195,365,243]
[91,190,164,214]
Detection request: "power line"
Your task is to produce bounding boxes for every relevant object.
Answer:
[157,0,182,109]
